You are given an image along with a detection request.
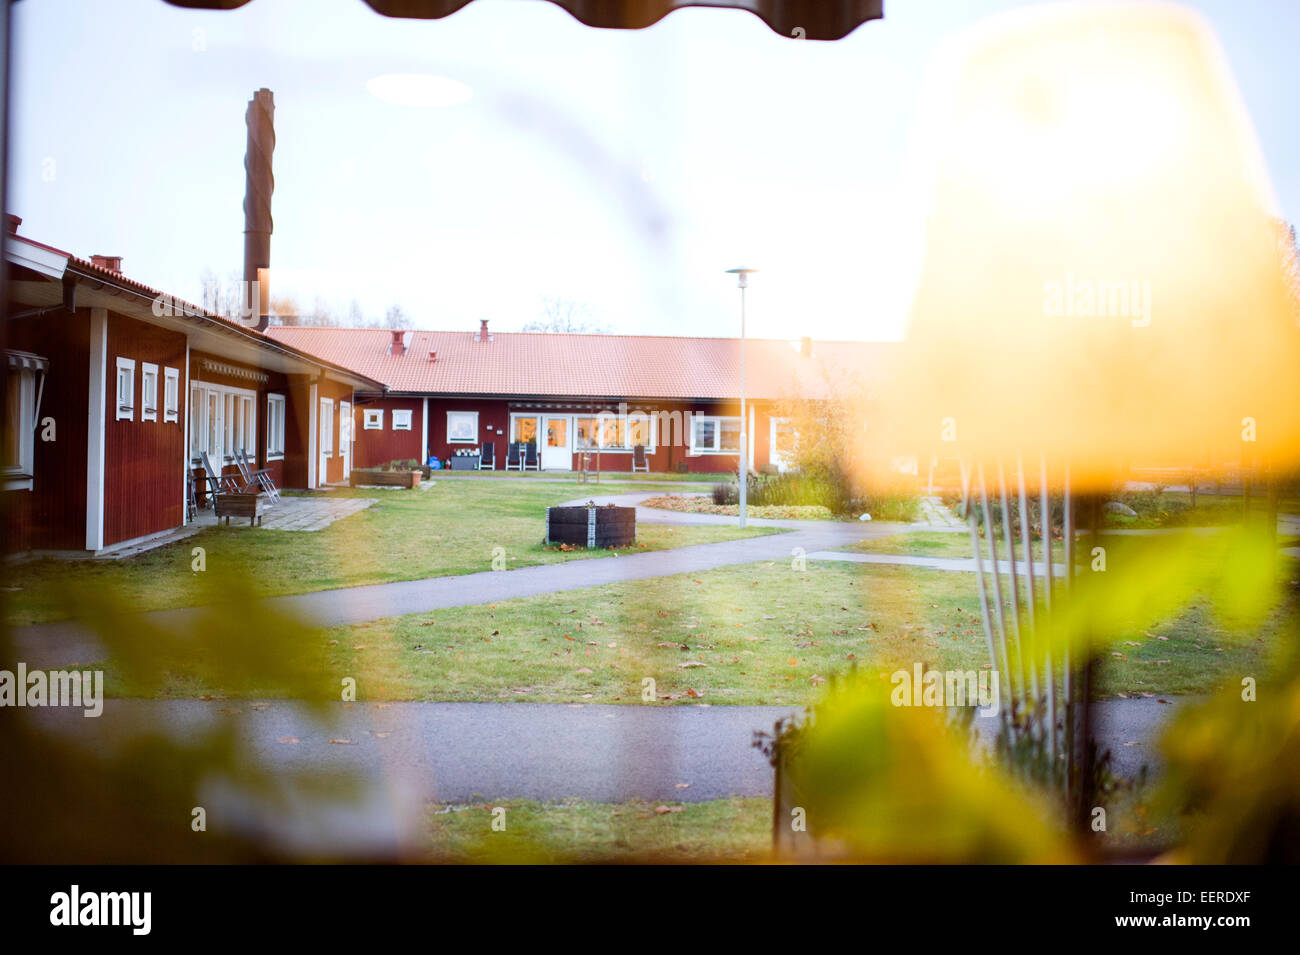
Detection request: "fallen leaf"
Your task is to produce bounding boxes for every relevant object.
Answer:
[328,738,353,745]
[277,737,299,744]
[654,805,685,814]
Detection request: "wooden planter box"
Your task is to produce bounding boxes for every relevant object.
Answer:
[214,491,267,526]
[546,505,636,547]
[350,469,421,488]
[449,455,480,470]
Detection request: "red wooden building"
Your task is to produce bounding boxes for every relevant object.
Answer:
[3,220,381,557]
[268,322,898,475]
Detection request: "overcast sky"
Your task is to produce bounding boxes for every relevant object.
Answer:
[9,0,1299,340]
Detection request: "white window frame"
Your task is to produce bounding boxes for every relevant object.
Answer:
[769,416,796,472]
[3,351,47,491]
[569,412,658,452]
[363,408,384,430]
[189,380,258,463]
[689,415,742,455]
[446,410,478,444]
[266,393,286,459]
[141,362,159,422]
[392,409,413,431]
[163,366,180,423]
[320,398,334,457]
[115,357,135,421]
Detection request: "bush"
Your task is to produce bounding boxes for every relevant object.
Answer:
[712,483,737,506]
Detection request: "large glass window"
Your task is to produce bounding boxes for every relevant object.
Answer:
[448,410,479,443]
[690,415,742,454]
[573,412,655,450]
[511,415,538,445]
[266,393,286,458]
[189,380,258,462]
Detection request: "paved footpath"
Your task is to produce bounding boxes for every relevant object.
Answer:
[19,695,1182,856]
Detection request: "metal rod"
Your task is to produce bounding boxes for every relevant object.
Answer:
[1063,465,1075,799]
[977,461,1014,732]
[962,458,1008,737]
[1016,452,1040,709]
[998,457,1028,716]
[1040,455,1057,769]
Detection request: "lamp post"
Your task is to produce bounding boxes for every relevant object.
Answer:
[726,268,756,528]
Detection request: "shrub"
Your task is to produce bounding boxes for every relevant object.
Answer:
[712,483,737,506]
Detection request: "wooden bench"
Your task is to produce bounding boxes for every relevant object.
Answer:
[214,491,267,526]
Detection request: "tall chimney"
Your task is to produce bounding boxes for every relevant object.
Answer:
[391,329,406,356]
[243,88,275,331]
[478,319,490,342]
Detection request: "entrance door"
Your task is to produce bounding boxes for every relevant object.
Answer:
[319,398,334,484]
[542,415,571,470]
[339,400,352,479]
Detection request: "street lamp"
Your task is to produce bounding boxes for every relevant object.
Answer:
[726,268,757,528]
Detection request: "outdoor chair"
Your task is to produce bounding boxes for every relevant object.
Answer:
[632,444,650,473]
[237,448,281,502]
[200,451,257,498]
[478,441,496,470]
[523,441,540,471]
[505,441,522,471]
[185,465,200,520]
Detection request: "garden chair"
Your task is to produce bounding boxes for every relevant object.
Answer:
[632,444,650,473]
[237,448,281,503]
[478,441,496,470]
[200,451,256,498]
[505,441,522,471]
[523,441,540,471]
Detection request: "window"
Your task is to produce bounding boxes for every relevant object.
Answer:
[690,415,742,454]
[189,380,257,463]
[393,409,413,431]
[115,357,135,420]
[511,415,539,445]
[447,410,478,443]
[363,408,383,430]
[3,350,48,491]
[571,412,655,450]
[163,367,180,423]
[320,399,334,456]
[770,417,797,471]
[141,362,159,421]
[266,393,286,458]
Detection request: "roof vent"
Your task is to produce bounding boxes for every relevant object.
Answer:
[91,254,123,274]
[428,350,437,363]
[476,319,492,343]
[390,329,406,356]
[6,214,21,235]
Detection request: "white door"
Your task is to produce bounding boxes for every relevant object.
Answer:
[339,400,352,478]
[319,398,334,484]
[542,415,571,470]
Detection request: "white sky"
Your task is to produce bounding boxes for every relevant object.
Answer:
[10,0,1300,340]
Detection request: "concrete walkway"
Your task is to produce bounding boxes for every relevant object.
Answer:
[20,695,1181,856]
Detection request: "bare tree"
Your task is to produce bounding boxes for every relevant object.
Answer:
[521,296,606,333]
[383,304,412,329]
[199,268,245,322]
[268,295,301,326]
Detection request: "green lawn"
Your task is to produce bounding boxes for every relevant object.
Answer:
[851,531,1068,563]
[103,553,1293,703]
[2,481,773,626]
[425,797,770,862]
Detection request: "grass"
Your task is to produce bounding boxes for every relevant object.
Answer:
[642,494,836,520]
[2,481,774,626]
[850,531,1068,563]
[424,797,770,862]
[102,553,1295,703]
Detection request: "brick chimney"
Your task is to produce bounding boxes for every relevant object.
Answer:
[428,350,437,363]
[6,214,21,235]
[390,329,406,356]
[91,254,123,275]
[476,319,492,342]
[800,336,813,357]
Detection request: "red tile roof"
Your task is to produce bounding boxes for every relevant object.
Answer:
[265,326,898,400]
